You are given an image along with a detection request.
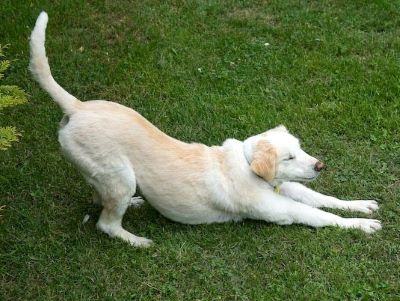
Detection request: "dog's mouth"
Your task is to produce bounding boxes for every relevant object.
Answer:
[300,173,321,182]
[274,169,321,184]
[273,174,318,185]
[291,174,320,182]
[300,176,318,182]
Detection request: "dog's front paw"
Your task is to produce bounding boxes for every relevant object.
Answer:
[342,218,382,234]
[348,200,379,214]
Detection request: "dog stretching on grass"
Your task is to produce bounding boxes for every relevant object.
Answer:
[29,12,381,247]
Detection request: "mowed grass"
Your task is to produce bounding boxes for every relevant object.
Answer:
[1,0,400,300]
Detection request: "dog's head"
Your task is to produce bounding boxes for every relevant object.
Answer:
[243,125,324,185]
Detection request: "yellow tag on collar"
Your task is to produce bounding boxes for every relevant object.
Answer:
[274,186,281,194]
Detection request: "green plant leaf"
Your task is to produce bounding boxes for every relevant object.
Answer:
[0,85,27,110]
[0,126,20,150]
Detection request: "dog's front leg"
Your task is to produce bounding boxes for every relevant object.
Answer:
[246,193,381,234]
[279,182,379,214]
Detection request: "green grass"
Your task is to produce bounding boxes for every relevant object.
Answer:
[1,0,400,300]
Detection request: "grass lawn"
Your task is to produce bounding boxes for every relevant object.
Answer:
[1,0,400,300]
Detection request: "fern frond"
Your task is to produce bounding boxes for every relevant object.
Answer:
[0,126,20,150]
[0,85,28,110]
[0,60,10,78]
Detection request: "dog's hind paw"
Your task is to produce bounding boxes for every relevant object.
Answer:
[129,236,153,248]
[128,196,145,208]
[97,222,153,247]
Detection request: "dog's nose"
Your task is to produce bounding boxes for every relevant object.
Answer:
[314,161,325,172]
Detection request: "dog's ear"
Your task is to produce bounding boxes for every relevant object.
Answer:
[249,140,277,181]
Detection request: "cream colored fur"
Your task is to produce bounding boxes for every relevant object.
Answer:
[30,12,381,247]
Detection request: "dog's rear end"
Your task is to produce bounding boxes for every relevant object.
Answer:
[30,12,155,247]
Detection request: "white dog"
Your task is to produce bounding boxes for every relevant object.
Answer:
[29,12,381,247]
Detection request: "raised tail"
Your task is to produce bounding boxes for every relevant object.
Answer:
[29,12,81,115]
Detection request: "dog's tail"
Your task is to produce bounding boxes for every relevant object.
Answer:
[29,11,81,115]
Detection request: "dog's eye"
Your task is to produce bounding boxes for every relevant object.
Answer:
[285,155,295,161]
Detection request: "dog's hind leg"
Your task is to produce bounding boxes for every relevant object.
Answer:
[92,164,153,248]
[96,199,152,247]
[92,191,144,207]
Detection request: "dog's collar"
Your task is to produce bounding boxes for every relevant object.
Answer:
[243,143,252,166]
